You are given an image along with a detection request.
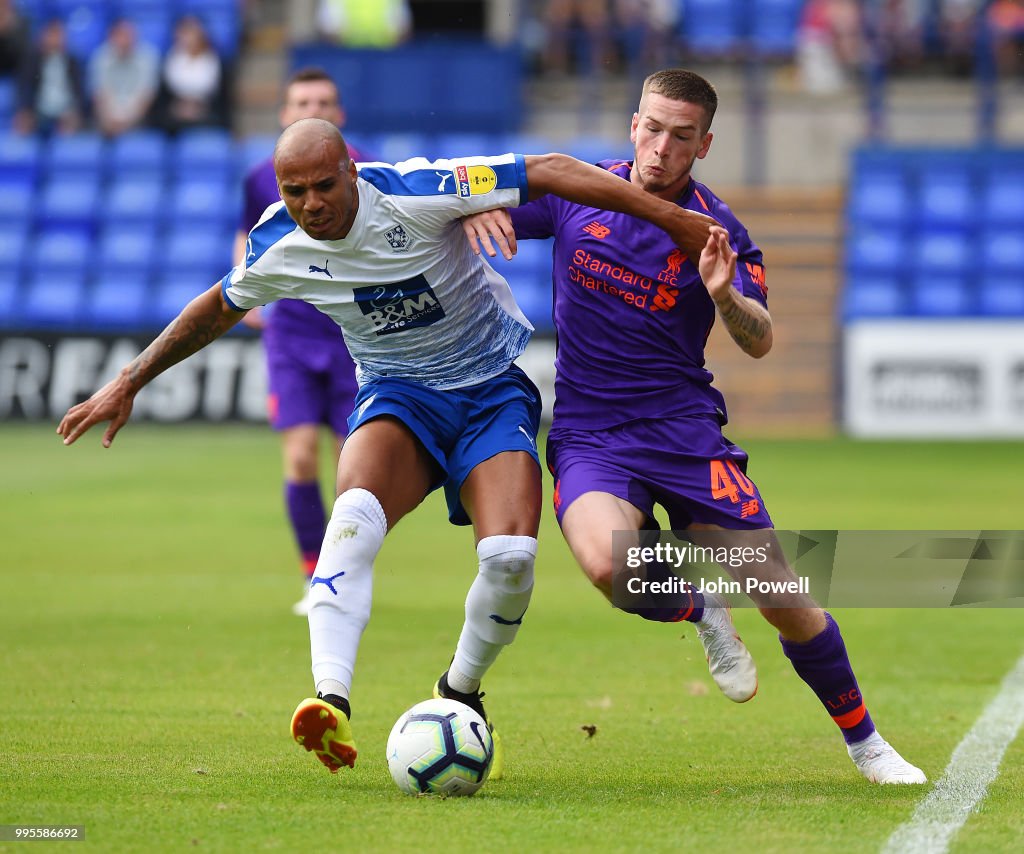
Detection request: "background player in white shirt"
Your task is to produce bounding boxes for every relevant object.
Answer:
[57,118,718,778]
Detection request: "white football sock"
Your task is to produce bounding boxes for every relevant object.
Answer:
[308,488,387,699]
[450,535,536,690]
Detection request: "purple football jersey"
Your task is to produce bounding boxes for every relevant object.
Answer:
[240,143,367,340]
[510,160,766,431]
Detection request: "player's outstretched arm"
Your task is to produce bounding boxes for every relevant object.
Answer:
[57,284,246,447]
[699,230,773,358]
[523,153,718,258]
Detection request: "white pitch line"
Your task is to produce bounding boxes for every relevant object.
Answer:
[881,653,1024,854]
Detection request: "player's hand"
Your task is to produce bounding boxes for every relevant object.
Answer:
[461,209,517,260]
[665,207,719,259]
[699,227,738,303]
[57,373,136,448]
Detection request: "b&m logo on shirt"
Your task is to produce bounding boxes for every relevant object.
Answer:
[353,274,446,336]
[455,165,497,198]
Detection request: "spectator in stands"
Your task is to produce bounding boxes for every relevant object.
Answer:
[88,18,160,137]
[796,0,865,93]
[987,0,1024,75]
[938,0,982,76]
[14,18,87,136]
[152,15,230,133]
[316,0,412,47]
[542,0,614,75]
[877,0,927,73]
[614,0,679,73]
[0,0,30,78]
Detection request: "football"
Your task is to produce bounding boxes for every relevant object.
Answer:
[386,698,495,796]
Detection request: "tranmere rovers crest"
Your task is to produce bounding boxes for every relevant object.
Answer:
[384,224,410,251]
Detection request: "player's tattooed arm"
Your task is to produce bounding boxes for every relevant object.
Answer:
[58,284,245,447]
[699,230,773,358]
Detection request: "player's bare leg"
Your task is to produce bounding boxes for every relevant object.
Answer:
[560,493,757,702]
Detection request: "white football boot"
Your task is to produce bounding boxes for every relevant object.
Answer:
[848,732,927,784]
[695,590,758,702]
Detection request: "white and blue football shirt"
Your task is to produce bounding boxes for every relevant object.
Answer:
[222,154,533,390]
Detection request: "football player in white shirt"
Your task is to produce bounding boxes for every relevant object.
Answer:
[58,118,719,779]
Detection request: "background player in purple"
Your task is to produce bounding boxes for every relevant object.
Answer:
[463,68,926,785]
[232,68,366,616]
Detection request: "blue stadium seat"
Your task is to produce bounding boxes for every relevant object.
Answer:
[0,181,33,225]
[0,223,28,274]
[164,227,232,275]
[196,9,241,58]
[108,175,166,225]
[61,1,111,60]
[0,79,15,125]
[132,9,174,53]
[37,176,101,229]
[499,133,555,157]
[168,179,236,227]
[96,227,158,274]
[681,0,745,56]
[980,173,1024,225]
[434,134,503,159]
[977,277,1024,316]
[504,272,554,333]
[45,132,106,178]
[0,274,18,328]
[22,270,88,329]
[0,133,41,182]
[909,274,972,316]
[374,133,435,165]
[110,131,168,177]
[847,174,911,227]
[845,228,905,274]
[981,230,1024,273]
[344,133,382,162]
[29,228,93,272]
[566,136,634,165]
[82,270,150,330]
[750,0,802,57]
[842,276,907,319]
[916,173,973,230]
[152,272,209,326]
[914,231,971,273]
[239,134,277,173]
[172,129,236,179]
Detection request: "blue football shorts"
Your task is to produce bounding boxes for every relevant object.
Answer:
[347,364,542,525]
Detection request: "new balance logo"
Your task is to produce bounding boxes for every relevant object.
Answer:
[489,607,528,626]
[309,260,332,278]
[583,221,611,239]
[310,570,346,595]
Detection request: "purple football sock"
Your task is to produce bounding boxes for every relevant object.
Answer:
[780,612,876,744]
[285,481,326,578]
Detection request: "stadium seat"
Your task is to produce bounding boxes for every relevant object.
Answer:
[845,228,906,275]
[36,176,101,229]
[108,176,166,225]
[977,277,1024,316]
[979,173,1024,225]
[434,134,503,159]
[981,230,1024,273]
[909,274,972,316]
[110,131,168,177]
[0,222,28,275]
[21,269,88,329]
[680,0,745,56]
[504,273,554,333]
[749,0,802,57]
[846,173,911,228]
[239,134,277,173]
[914,231,971,273]
[916,173,973,230]
[374,133,436,165]
[566,136,634,166]
[45,132,106,178]
[0,274,18,328]
[61,1,111,60]
[0,180,33,225]
[172,129,236,179]
[842,276,907,319]
[168,179,236,227]
[96,227,158,274]
[0,133,41,182]
[0,79,15,125]
[82,270,150,330]
[152,272,210,326]
[196,9,241,58]
[29,228,93,272]
[499,133,555,157]
[164,227,232,276]
[132,9,174,53]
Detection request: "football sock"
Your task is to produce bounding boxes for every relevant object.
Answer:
[286,481,327,578]
[780,611,876,744]
[309,488,387,699]
[621,555,705,623]
[451,535,536,689]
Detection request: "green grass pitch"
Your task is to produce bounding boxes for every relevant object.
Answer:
[1,424,1022,852]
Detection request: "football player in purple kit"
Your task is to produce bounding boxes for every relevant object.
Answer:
[463,68,926,785]
[232,68,367,616]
